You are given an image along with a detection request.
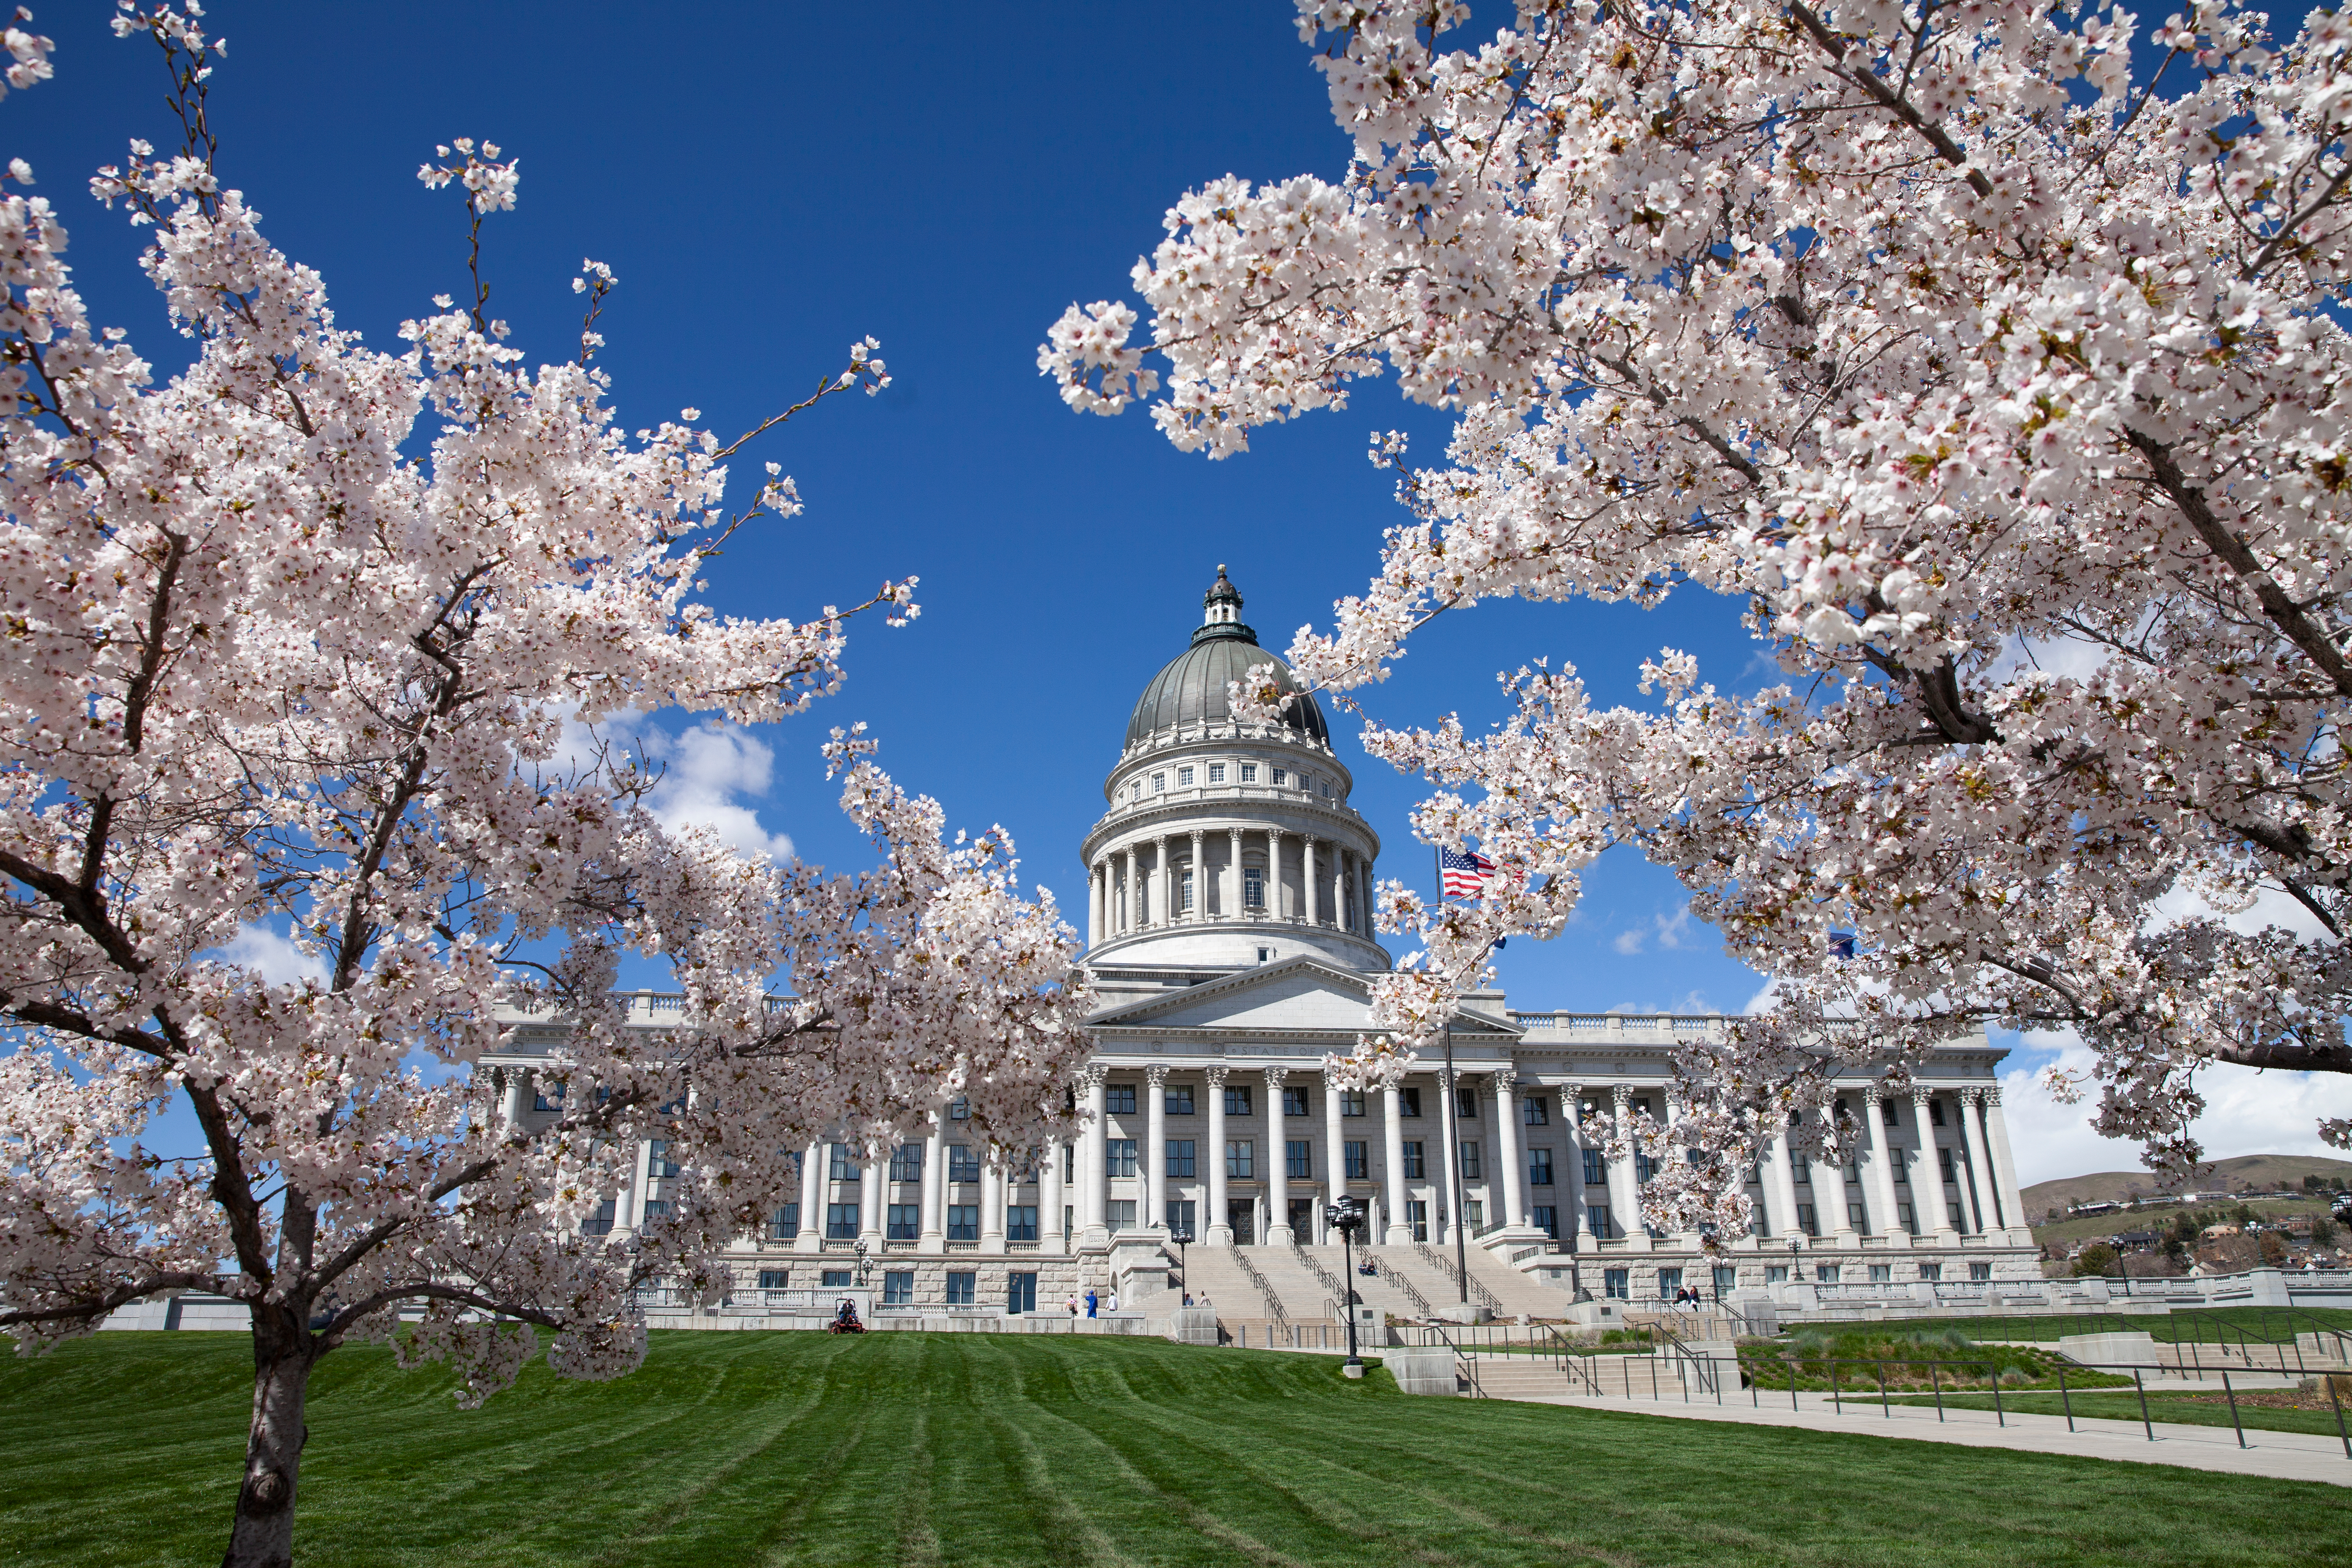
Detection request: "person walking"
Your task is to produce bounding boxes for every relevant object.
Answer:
[1084,1287,1098,1318]
[1107,1290,1119,1314]
[1066,1293,1079,1319]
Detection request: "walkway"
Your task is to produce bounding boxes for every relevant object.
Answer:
[1483,1377,2352,1486]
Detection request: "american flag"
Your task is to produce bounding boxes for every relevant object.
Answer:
[1438,847,1496,899]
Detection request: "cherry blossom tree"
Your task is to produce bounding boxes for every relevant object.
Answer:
[1045,0,2352,1226]
[1,9,1088,1564]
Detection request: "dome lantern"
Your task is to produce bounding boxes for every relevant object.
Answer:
[1124,568,1328,750]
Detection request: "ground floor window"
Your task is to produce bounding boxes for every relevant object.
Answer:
[1587,1203,1613,1240]
[946,1271,976,1306]
[757,1269,789,1290]
[1918,1262,1942,1282]
[1604,1268,1629,1300]
[948,1204,978,1241]
[1796,1202,1818,1237]
[887,1203,919,1241]
[765,1202,796,1241]
[1108,1199,1137,1231]
[1008,1271,1038,1314]
[1533,1204,1558,1238]
[1868,1263,1892,1283]
[1969,1261,1992,1281]
[1713,1264,1738,1297]
[1657,1267,1683,1301]
[883,1271,914,1306]
[825,1202,858,1239]
[1006,1204,1038,1241]
[1406,1199,1427,1242]
[822,1269,853,1288]
[1815,1264,1839,1285]
[1765,1264,1788,1283]
[1166,1199,1197,1239]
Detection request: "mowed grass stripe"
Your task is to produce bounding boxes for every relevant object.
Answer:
[2,1331,2346,1568]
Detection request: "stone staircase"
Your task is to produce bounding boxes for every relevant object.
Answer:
[1298,1245,1422,1321]
[1172,1244,1272,1324]
[1377,1240,1564,1319]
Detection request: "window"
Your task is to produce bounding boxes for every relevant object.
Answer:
[825,1202,859,1239]
[1166,1084,1194,1115]
[1152,773,1166,793]
[1401,1141,1425,1179]
[1226,1139,1255,1178]
[1255,945,1274,963]
[888,1144,922,1183]
[829,1144,856,1182]
[1898,1202,1916,1231]
[1322,780,1333,797]
[883,1271,914,1306]
[1765,1264,1789,1284]
[1919,1262,1943,1282]
[1588,1203,1614,1239]
[1582,1148,1605,1187]
[887,1203,919,1241]
[1534,1204,1558,1238]
[1815,1264,1840,1285]
[1790,1157,1808,1185]
[1460,1141,1482,1179]
[642,1199,671,1220]
[1893,1154,1909,1184]
[1658,1267,1683,1300]
[1166,1199,1197,1238]
[584,1198,617,1237]
[1345,1140,1369,1180]
[946,1271,976,1306]
[1634,1151,1654,1183]
[1604,1268,1630,1300]
[648,1140,680,1178]
[1225,1085,1253,1117]
[1167,1140,1195,1178]
[1286,1139,1312,1179]
[1283,1086,1310,1117]
[1244,866,1265,907]
[1177,766,1194,787]
[1061,1144,1075,1183]
[1465,1199,1484,1230]
[1339,1090,1365,1117]
[948,1144,980,1183]
[1938,1147,1956,1182]
[1456,1084,1478,1118]
[757,1268,789,1291]
[1108,1139,1138,1178]
[1240,763,1258,783]
[1528,1148,1553,1186]
[1631,1096,1653,1118]
[1881,1097,1901,1126]
[1008,1271,1038,1314]
[1400,1087,1422,1117]
[1207,763,1226,783]
[949,1097,969,1120]
[1006,1204,1038,1241]
[1928,1097,1946,1126]
[1107,1199,1137,1231]
[765,1202,797,1241]
[1970,1262,1993,1282]
[1849,1203,1866,1229]
[948,1204,978,1241]
[533,1080,565,1112]
[1181,869,1194,911]
[822,1269,854,1288]
[1106,1083,1137,1115]
[1523,1095,1549,1126]
[1796,1202,1818,1236]
[1406,1199,1428,1241]
[1713,1264,1739,1297]
[1270,768,1286,786]
[1868,1263,1892,1283]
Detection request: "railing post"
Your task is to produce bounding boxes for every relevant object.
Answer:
[2223,1369,2245,1449]
[1930,1360,1944,1423]
[1789,1359,1799,1412]
[2058,1363,2074,1433]
[1877,1359,1889,1419]
[1991,1361,2004,1428]
[2326,1368,2350,1461]
[1832,1359,1842,1415]
[2134,1367,2154,1442]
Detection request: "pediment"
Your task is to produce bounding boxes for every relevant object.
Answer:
[1088,957,1519,1039]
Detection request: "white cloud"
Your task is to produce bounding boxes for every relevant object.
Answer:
[1612,928,1645,955]
[1997,1028,2352,1187]
[1614,906,1693,956]
[550,710,795,864]
[216,923,327,987]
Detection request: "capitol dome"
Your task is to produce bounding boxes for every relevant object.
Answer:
[1124,567,1328,749]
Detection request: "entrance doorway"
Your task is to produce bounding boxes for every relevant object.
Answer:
[1227,1200,1254,1245]
[1288,1197,1316,1239]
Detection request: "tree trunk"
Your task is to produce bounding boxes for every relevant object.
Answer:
[221,1304,314,1568]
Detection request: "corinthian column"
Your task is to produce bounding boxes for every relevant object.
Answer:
[1205,1065,1232,1245]
[1087,862,1102,949]
[1227,827,1244,919]
[1081,1064,1110,1247]
[1863,1085,1907,1248]
[1493,1065,1527,1231]
[1381,1081,1410,1243]
[1436,1065,1463,1244]
[1188,830,1204,920]
[795,1141,822,1254]
[1266,828,1286,919]
[1323,1066,1348,1221]
[1153,834,1171,926]
[1959,1087,1998,1235]
[919,1116,946,1255]
[1145,1064,1169,1231]
[1119,847,1135,934]
[1562,1084,1592,1244]
[1913,1089,1957,1244]
[1983,1086,2029,1242]
[1264,1066,1293,1243]
[1303,836,1320,925]
[1040,1137,1065,1256]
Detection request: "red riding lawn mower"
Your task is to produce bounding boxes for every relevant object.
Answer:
[828,1299,865,1334]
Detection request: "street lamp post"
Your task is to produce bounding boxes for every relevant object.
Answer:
[1442,1024,1470,1307]
[1330,1195,1369,1377]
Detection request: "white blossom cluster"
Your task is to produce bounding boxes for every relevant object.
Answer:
[1048,0,2352,1223]
[2,0,1089,1450]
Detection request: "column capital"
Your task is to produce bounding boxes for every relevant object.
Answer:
[1492,1062,1517,1092]
[1262,1064,1290,1091]
[1985,1084,2005,1107]
[1320,1062,1347,1089]
[1611,1081,1632,1111]
[1202,1063,1229,1089]
[1145,1063,1169,1089]
[1080,1062,1110,1092]
[1960,1084,1988,1105]
[1863,1081,1887,1104]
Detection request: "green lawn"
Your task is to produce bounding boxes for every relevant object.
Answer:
[1874,1308,2352,1346]
[1883,1389,2352,1441]
[4,1331,2348,1568]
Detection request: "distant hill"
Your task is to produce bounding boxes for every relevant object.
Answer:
[2020,1154,2352,1220]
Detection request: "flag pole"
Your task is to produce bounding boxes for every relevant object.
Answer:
[1434,843,1470,1306]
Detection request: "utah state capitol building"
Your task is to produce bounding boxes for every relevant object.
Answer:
[489,568,2039,1326]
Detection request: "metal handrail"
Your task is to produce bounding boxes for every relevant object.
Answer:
[1369,1251,1433,1318]
[1291,1241,1357,1308]
[1424,1319,1485,1398]
[1412,1238,1503,1311]
[1229,1248,1289,1331]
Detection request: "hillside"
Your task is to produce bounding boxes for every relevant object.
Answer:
[2020,1154,2352,1220]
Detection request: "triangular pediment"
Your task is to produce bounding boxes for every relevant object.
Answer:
[1088,957,1519,1039]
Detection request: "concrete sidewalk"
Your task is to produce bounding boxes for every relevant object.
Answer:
[1498,1385,2352,1486]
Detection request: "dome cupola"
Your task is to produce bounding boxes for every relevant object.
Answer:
[1124,565,1329,751]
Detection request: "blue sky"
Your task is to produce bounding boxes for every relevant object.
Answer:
[21,2,2342,1182]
